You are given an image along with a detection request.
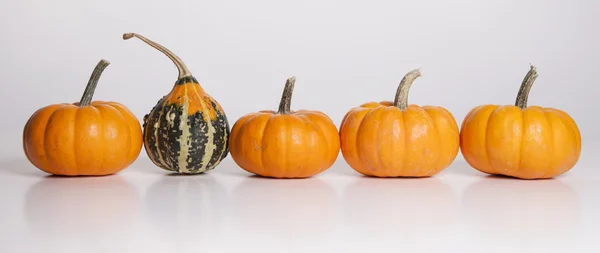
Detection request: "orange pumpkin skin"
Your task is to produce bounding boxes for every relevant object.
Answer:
[22,60,143,176]
[460,105,581,179]
[340,101,459,177]
[23,102,142,176]
[229,78,340,178]
[459,66,581,179]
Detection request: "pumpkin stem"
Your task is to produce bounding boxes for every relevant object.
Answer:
[79,59,110,106]
[515,64,538,109]
[123,33,192,79]
[277,76,296,114]
[393,68,422,110]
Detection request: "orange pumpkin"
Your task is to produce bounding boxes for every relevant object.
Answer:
[340,69,459,177]
[229,77,340,178]
[23,59,143,176]
[460,65,581,179]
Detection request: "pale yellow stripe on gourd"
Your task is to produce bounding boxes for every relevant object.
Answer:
[178,85,191,173]
[192,84,217,172]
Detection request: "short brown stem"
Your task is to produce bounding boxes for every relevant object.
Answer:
[277,77,296,114]
[515,65,538,109]
[393,69,422,110]
[123,33,192,79]
[79,59,110,106]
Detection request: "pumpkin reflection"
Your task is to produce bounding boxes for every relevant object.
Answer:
[462,177,580,240]
[144,174,228,239]
[343,177,458,239]
[25,176,141,234]
[231,177,338,239]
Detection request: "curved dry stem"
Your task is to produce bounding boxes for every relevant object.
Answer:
[393,68,422,110]
[277,76,296,114]
[79,59,110,106]
[123,32,192,79]
[515,64,539,109]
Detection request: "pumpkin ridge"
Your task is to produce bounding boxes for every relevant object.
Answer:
[423,108,444,176]
[515,109,525,178]
[43,105,69,174]
[243,114,269,176]
[340,108,372,176]
[463,105,497,175]
[519,107,553,179]
[375,108,391,176]
[558,109,581,159]
[405,106,439,176]
[260,115,278,177]
[415,106,436,176]
[357,108,381,174]
[361,108,380,175]
[95,104,128,175]
[546,109,581,176]
[400,108,410,177]
[390,108,406,177]
[109,103,143,168]
[297,115,312,176]
[72,108,83,175]
[300,114,328,175]
[318,115,340,174]
[28,109,45,172]
[26,105,62,173]
[102,104,131,173]
[540,110,555,179]
[484,107,501,175]
[374,108,388,174]
[92,106,106,174]
[281,116,295,178]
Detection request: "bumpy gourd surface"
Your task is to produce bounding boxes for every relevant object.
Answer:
[143,76,230,174]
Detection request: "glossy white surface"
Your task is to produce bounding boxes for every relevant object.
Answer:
[1,150,598,253]
[2,0,599,252]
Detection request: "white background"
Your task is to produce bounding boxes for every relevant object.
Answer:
[1,0,599,252]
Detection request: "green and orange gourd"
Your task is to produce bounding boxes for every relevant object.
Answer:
[228,77,340,178]
[339,69,460,177]
[460,65,581,179]
[22,59,143,176]
[123,33,229,174]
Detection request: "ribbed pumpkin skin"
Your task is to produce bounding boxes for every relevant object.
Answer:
[460,105,581,179]
[23,101,143,176]
[229,110,340,178]
[143,76,230,174]
[340,101,459,177]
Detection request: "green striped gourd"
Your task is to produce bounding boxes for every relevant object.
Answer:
[123,33,229,174]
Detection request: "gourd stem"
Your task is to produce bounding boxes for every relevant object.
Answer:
[277,77,296,114]
[515,65,538,109]
[79,59,110,106]
[393,69,422,110]
[123,33,192,79]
